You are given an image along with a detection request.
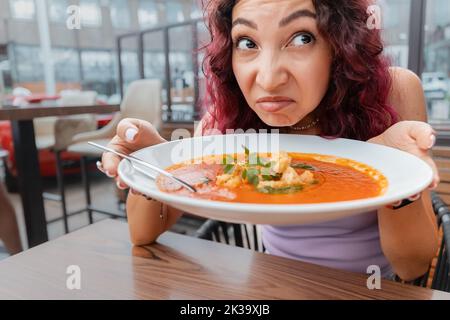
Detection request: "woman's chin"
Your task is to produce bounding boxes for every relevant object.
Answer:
[258,113,299,128]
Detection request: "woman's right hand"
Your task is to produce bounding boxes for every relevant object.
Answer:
[99,118,166,191]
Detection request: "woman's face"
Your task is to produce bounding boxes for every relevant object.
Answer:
[231,0,333,127]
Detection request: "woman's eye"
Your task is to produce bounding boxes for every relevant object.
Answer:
[236,38,257,50]
[289,33,315,47]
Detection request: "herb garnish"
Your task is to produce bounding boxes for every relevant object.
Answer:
[291,163,316,171]
[257,185,303,194]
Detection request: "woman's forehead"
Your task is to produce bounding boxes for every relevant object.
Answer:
[232,0,316,18]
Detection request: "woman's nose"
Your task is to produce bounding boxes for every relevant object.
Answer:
[255,53,289,91]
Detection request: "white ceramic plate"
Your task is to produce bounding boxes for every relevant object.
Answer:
[118,134,433,225]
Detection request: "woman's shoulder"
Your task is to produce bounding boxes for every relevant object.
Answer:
[389,66,422,88]
[388,66,427,121]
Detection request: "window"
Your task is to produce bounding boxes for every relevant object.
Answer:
[80,0,102,27]
[120,51,139,81]
[423,0,450,121]
[138,0,158,28]
[48,0,68,23]
[81,51,114,81]
[110,0,130,29]
[378,0,411,68]
[13,45,43,82]
[9,0,36,20]
[166,1,185,23]
[190,0,202,19]
[53,48,80,82]
[144,52,165,79]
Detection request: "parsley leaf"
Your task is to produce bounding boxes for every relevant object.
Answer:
[257,185,303,194]
[222,154,235,165]
[291,163,316,171]
[246,168,260,186]
[223,164,235,174]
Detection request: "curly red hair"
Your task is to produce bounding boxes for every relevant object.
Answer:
[201,0,399,141]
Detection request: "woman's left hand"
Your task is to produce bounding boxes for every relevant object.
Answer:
[368,120,439,190]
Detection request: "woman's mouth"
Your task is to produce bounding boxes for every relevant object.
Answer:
[255,96,296,113]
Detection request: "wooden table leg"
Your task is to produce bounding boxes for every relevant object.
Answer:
[11,120,48,248]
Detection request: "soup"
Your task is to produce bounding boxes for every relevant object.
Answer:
[156,148,387,204]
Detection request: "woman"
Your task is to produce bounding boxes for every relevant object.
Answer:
[100,0,439,281]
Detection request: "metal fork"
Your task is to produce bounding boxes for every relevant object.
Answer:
[88,142,197,193]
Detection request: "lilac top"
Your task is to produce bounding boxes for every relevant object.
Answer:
[262,211,394,278]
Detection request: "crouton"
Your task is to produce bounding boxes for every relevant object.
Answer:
[271,152,291,173]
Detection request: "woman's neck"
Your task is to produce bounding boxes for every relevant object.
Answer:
[283,112,321,135]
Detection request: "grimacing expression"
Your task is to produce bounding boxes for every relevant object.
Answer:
[231,0,333,127]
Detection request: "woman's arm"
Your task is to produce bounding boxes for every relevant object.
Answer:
[377,192,438,281]
[374,67,439,281]
[126,195,183,245]
[125,118,210,245]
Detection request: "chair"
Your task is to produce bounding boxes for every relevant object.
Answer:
[194,219,265,252]
[0,149,11,255]
[57,79,163,231]
[429,192,450,292]
[34,90,98,150]
[38,91,98,233]
[195,193,450,292]
[0,148,9,180]
[0,149,8,160]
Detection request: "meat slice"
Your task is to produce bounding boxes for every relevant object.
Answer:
[157,163,223,192]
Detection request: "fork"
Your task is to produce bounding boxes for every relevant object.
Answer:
[88,142,197,193]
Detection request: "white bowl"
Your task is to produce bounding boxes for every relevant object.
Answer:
[118,134,433,225]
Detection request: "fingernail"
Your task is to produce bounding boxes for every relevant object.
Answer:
[391,200,402,207]
[96,161,105,173]
[428,134,436,149]
[125,128,138,142]
[430,181,438,190]
[105,171,116,178]
[116,180,127,190]
[408,193,421,201]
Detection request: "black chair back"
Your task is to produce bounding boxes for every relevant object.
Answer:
[194,220,264,252]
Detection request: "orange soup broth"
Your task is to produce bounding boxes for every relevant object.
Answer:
[164,153,387,204]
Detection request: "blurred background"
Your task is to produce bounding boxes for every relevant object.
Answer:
[0,0,449,123]
[1,0,450,255]
[0,0,208,122]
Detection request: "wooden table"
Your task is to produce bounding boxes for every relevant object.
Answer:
[0,219,448,300]
[0,102,120,248]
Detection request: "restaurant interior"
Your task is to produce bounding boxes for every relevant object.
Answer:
[0,0,450,301]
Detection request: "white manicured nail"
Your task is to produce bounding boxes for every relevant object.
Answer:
[130,189,140,195]
[428,135,436,149]
[105,171,115,178]
[392,200,402,207]
[116,181,127,190]
[125,128,138,142]
[408,193,421,201]
[429,181,438,190]
[96,161,105,173]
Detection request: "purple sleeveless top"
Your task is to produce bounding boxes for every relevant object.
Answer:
[262,211,394,278]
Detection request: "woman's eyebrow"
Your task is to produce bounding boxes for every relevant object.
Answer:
[232,18,258,30]
[231,9,316,30]
[279,9,317,27]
